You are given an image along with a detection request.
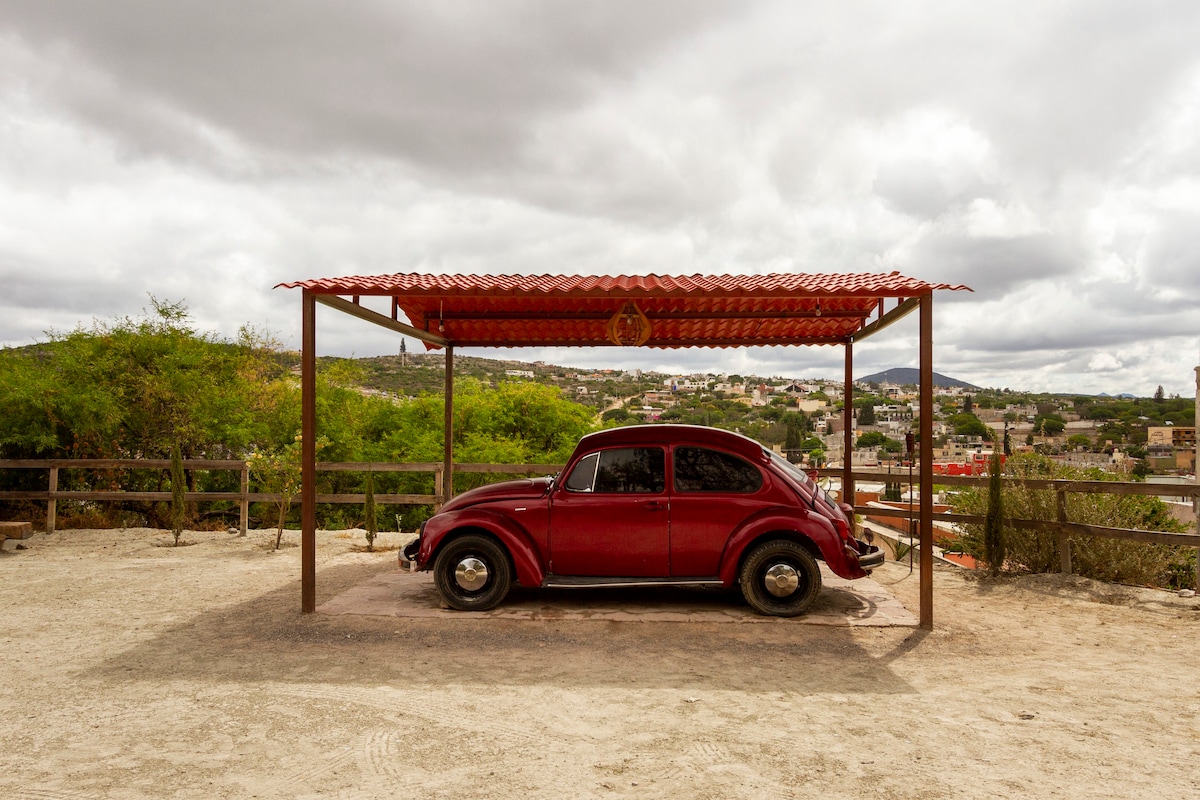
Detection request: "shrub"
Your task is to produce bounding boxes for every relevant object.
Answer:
[950,453,1192,588]
[170,443,186,546]
[981,451,1005,576]
[363,469,377,552]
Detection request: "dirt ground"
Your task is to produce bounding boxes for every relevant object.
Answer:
[2,527,1198,800]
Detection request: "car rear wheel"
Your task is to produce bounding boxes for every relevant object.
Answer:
[433,534,513,611]
[739,539,821,617]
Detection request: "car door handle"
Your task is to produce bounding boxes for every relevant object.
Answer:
[643,501,668,512]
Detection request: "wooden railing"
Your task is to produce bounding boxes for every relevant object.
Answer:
[1,459,1195,583]
[819,468,1200,582]
[0,458,560,535]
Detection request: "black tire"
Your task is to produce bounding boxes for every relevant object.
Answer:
[739,539,822,617]
[433,534,513,611]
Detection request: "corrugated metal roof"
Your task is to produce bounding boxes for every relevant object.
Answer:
[276,272,970,349]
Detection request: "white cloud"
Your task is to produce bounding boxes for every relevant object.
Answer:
[1,0,1199,397]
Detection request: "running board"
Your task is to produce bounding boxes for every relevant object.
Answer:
[542,576,725,589]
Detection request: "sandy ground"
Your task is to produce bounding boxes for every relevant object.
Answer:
[1,527,1198,800]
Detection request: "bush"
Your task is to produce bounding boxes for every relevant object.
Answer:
[949,453,1192,589]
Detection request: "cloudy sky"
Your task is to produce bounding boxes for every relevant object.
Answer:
[2,1,1198,396]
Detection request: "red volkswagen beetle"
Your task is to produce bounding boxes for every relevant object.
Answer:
[401,424,883,616]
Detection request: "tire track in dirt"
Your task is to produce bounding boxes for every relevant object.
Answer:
[13,789,104,800]
[272,683,569,795]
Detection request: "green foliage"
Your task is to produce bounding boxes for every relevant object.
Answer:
[1033,414,1066,436]
[247,434,328,550]
[783,416,803,451]
[949,412,992,440]
[856,431,889,449]
[1065,433,1093,451]
[602,407,630,423]
[949,454,1192,588]
[170,442,186,546]
[363,469,377,552]
[799,437,824,452]
[0,299,285,460]
[982,451,1005,576]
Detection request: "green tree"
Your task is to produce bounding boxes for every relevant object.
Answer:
[601,407,630,423]
[0,299,286,461]
[857,402,876,426]
[363,468,378,552]
[1065,434,1092,451]
[982,450,1005,576]
[856,431,888,449]
[247,434,328,550]
[1033,415,1066,436]
[784,417,803,451]
[950,413,992,440]
[170,442,186,546]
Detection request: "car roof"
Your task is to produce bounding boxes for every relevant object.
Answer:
[577,424,769,461]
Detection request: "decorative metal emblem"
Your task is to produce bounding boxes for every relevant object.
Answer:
[605,301,653,346]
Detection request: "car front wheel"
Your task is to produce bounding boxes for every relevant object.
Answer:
[433,534,513,611]
[739,539,822,617]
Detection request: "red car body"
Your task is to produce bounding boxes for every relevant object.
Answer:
[401,424,883,616]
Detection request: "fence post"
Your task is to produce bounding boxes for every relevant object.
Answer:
[1056,488,1071,574]
[239,462,249,537]
[47,466,58,534]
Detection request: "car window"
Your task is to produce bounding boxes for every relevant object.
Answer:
[564,447,665,494]
[563,452,600,491]
[674,447,763,493]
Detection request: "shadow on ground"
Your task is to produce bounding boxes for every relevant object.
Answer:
[318,565,917,626]
[88,558,926,695]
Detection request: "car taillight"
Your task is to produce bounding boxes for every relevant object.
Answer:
[833,517,851,540]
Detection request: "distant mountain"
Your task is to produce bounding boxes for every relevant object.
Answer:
[856,368,980,390]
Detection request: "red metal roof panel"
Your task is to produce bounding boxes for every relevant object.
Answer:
[277,271,970,348]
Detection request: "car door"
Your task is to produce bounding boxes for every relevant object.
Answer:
[548,445,669,576]
[668,445,765,576]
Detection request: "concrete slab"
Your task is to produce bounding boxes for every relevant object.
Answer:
[317,566,917,626]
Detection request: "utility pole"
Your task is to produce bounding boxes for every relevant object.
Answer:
[1194,360,1198,590]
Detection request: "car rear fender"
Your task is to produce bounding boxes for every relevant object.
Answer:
[717,508,850,585]
[423,509,546,587]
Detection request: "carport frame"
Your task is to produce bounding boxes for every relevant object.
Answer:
[285,273,965,629]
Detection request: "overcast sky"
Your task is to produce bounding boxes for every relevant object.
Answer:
[2,1,1198,396]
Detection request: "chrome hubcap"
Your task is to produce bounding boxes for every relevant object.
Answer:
[454,557,489,592]
[763,563,800,597]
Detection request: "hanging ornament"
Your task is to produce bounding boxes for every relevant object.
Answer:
[606,301,653,346]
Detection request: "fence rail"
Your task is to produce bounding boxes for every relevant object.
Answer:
[819,468,1200,581]
[0,458,562,535]
[1,460,1196,583]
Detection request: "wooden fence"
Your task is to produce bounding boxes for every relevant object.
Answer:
[0,458,559,535]
[1,459,1196,583]
[819,468,1200,583]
